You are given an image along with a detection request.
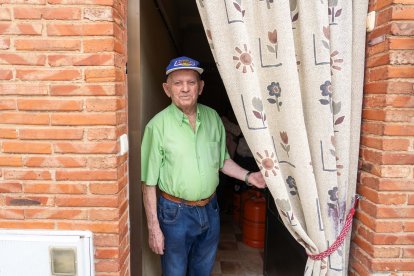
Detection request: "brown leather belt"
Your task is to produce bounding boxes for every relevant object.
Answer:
[160,191,215,207]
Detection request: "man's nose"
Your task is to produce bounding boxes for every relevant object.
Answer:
[182,83,190,92]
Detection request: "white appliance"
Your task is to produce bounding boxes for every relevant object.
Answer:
[0,230,94,276]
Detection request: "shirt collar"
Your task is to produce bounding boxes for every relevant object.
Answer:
[170,103,201,126]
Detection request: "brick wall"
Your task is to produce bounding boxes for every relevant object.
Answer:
[0,0,129,275]
[350,0,414,274]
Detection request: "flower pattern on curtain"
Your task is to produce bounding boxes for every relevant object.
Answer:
[196,0,368,275]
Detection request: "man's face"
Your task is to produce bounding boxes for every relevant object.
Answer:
[163,69,204,112]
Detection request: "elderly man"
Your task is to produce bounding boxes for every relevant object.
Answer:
[141,56,265,276]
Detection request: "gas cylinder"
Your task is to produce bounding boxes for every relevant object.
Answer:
[242,191,266,248]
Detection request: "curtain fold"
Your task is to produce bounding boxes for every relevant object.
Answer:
[197,0,368,275]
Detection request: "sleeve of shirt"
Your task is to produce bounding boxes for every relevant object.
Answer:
[218,115,230,169]
[141,124,164,186]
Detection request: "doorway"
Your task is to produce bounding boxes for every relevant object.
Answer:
[128,0,306,275]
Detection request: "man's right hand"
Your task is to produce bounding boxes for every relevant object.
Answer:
[148,224,164,255]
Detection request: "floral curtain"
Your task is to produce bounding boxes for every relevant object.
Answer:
[196,0,368,275]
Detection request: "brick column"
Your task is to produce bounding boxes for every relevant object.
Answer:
[0,1,129,275]
[350,0,414,274]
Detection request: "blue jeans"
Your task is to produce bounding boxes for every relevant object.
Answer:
[158,194,220,276]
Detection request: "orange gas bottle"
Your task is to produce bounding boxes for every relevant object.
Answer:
[242,191,266,248]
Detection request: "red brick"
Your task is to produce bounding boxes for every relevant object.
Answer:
[54,142,117,154]
[25,209,88,219]
[382,138,411,150]
[376,7,393,26]
[0,99,16,110]
[83,38,115,52]
[358,185,407,205]
[87,127,117,140]
[84,7,113,21]
[3,141,52,154]
[0,53,46,65]
[17,99,83,111]
[0,69,12,80]
[391,22,414,36]
[56,170,117,181]
[47,22,114,36]
[361,121,385,135]
[382,152,414,165]
[0,22,42,35]
[389,37,414,50]
[24,156,87,168]
[94,234,120,247]
[377,179,414,191]
[50,84,116,96]
[373,246,401,258]
[88,208,119,221]
[0,182,22,193]
[48,53,114,66]
[0,128,17,138]
[48,0,113,5]
[375,220,404,233]
[87,156,118,169]
[86,98,122,111]
[16,69,81,81]
[6,195,55,206]
[3,170,52,180]
[0,37,10,49]
[0,84,48,95]
[384,109,414,122]
[385,95,414,107]
[380,166,412,178]
[403,248,414,258]
[409,194,414,205]
[57,221,118,234]
[404,221,414,232]
[389,51,414,65]
[14,7,81,20]
[371,259,414,271]
[20,128,84,140]
[368,66,414,81]
[95,259,120,272]
[0,156,23,167]
[0,209,24,219]
[367,39,389,56]
[366,53,390,68]
[90,182,119,194]
[362,109,386,120]
[0,221,54,229]
[85,68,123,82]
[1,0,46,3]
[24,183,87,194]
[95,247,119,259]
[384,124,414,136]
[362,135,409,151]
[0,7,11,20]
[51,113,116,126]
[363,95,387,108]
[15,39,81,51]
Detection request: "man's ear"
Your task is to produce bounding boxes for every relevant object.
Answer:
[162,82,171,98]
[198,80,205,95]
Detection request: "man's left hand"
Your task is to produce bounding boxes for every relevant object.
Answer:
[248,172,266,189]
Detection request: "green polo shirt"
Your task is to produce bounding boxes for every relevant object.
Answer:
[141,103,230,201]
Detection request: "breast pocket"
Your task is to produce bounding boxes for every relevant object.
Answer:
[207,141,220,169]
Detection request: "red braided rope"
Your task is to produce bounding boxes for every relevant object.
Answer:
[307,196,360,261]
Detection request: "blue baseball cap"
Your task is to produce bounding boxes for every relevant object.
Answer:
[165,56,204,75]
